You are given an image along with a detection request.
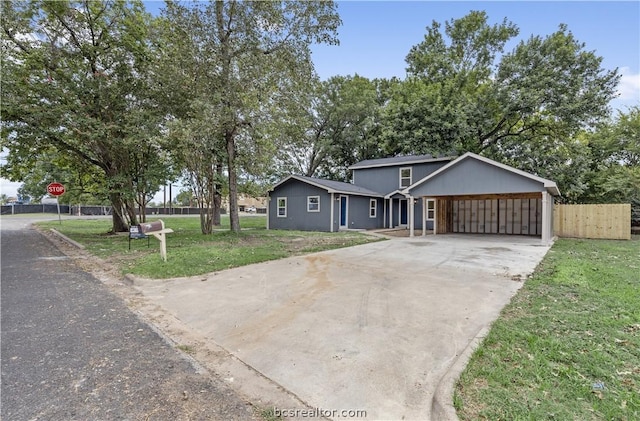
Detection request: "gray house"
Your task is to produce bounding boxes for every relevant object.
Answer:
[268,152,560,244]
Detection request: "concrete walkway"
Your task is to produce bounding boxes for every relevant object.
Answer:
[132,234,550,420]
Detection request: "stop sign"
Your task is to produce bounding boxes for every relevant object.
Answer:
[47,182,65,196]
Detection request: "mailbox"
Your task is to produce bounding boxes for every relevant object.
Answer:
[139,220,164,234]
[127,219,174,262]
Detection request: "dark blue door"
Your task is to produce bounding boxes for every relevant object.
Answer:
[400,199,408,225]
[340,196,347,227]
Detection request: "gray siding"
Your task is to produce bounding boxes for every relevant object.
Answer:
[268,180,332,231]
[342,196,385,230]
[352,161,450,195]
[409,158,545,197]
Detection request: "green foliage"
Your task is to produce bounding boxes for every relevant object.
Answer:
[275,74,387,181]
[1,0,170,231]
[579,107,640,221]
[157,1,341,232]
[379,11,620,200]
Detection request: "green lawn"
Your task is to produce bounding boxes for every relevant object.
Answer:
[455,237,640,420]
[37,215,382,279]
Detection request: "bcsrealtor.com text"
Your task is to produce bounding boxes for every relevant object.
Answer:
[273,407,367,418]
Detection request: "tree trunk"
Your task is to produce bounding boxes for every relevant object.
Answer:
[226,130,240,233]
[109,192,131,233]
[213,163,223,226]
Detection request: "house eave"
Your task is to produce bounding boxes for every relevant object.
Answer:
[348,156,456,170]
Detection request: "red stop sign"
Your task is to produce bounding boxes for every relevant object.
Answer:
[47,182,66,196]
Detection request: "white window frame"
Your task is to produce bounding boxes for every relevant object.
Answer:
[426,199,435,221]
[307,195,320,212]
[277,197,287,217]
[399,167,412,188]
[369,198,377,218]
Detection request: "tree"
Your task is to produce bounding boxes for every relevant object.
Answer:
[275,75,387,181]
[1,0,168,232]
[580,107,640,221]
[159,0,340,233]
[383,11,620,198]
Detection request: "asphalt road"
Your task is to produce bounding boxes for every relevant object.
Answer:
[1,217,257,421]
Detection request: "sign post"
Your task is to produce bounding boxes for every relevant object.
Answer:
[47,182,66,224]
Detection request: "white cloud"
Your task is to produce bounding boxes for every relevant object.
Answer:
[0,179,22,198]
[617,66,640,101]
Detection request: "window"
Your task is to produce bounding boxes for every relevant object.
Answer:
[277,197,287,217]
[369,199,377,218]
[307,196,320,212]
[400,167,412,188]
[426,199,435,221]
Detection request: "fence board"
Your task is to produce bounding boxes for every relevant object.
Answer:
[554,204,631,240]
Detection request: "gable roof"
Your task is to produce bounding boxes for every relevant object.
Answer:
[270,175,383,197]
[348,154,455,170]
[403,152,561,196]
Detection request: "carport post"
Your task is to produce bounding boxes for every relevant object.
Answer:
[422,197,427,236]
[541,191,550,245]
[409,196,415,237]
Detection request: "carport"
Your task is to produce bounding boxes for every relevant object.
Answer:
[403,152,560,244]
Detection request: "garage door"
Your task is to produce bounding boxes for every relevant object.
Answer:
[452,198,542,236]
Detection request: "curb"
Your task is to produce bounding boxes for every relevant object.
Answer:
[431,327,489,421]
[49,228,85,249]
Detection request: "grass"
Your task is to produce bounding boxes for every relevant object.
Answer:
[37,215,382,279]
[455,237,640,420]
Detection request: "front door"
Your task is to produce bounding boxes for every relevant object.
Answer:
[340,196,348,228]
[400,199,408,226]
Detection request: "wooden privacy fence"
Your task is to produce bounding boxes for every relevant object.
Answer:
[554,204,631,240]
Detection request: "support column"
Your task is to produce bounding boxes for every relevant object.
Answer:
[434,199,437,236]
[389,199,393,229]
[409,196,415,237]
[383,199,387,228]
[541,191,550,245]
[422,197,427,236]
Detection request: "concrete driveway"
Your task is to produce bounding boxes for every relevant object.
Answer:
[133,234,550,420]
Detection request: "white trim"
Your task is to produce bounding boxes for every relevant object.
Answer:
[402,152,560,196]
[307,195,320,212]
[270,175,383,198]
[276,197,287,218]
[384,189,410,199]
[348,156,455,170]
[426,198,435,221]
[399,167,412,188]
[369,198,377,218]
[266,196,270,230]
[389,198,394,228]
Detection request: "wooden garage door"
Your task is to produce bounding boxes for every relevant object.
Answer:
[452,198,542,235]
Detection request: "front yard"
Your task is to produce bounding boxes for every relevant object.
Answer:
[37,215,382,279]
[455,237,640,420]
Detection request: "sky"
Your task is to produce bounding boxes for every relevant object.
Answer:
[2,1,639,200]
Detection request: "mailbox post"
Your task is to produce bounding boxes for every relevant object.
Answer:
[138,220,174,262]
